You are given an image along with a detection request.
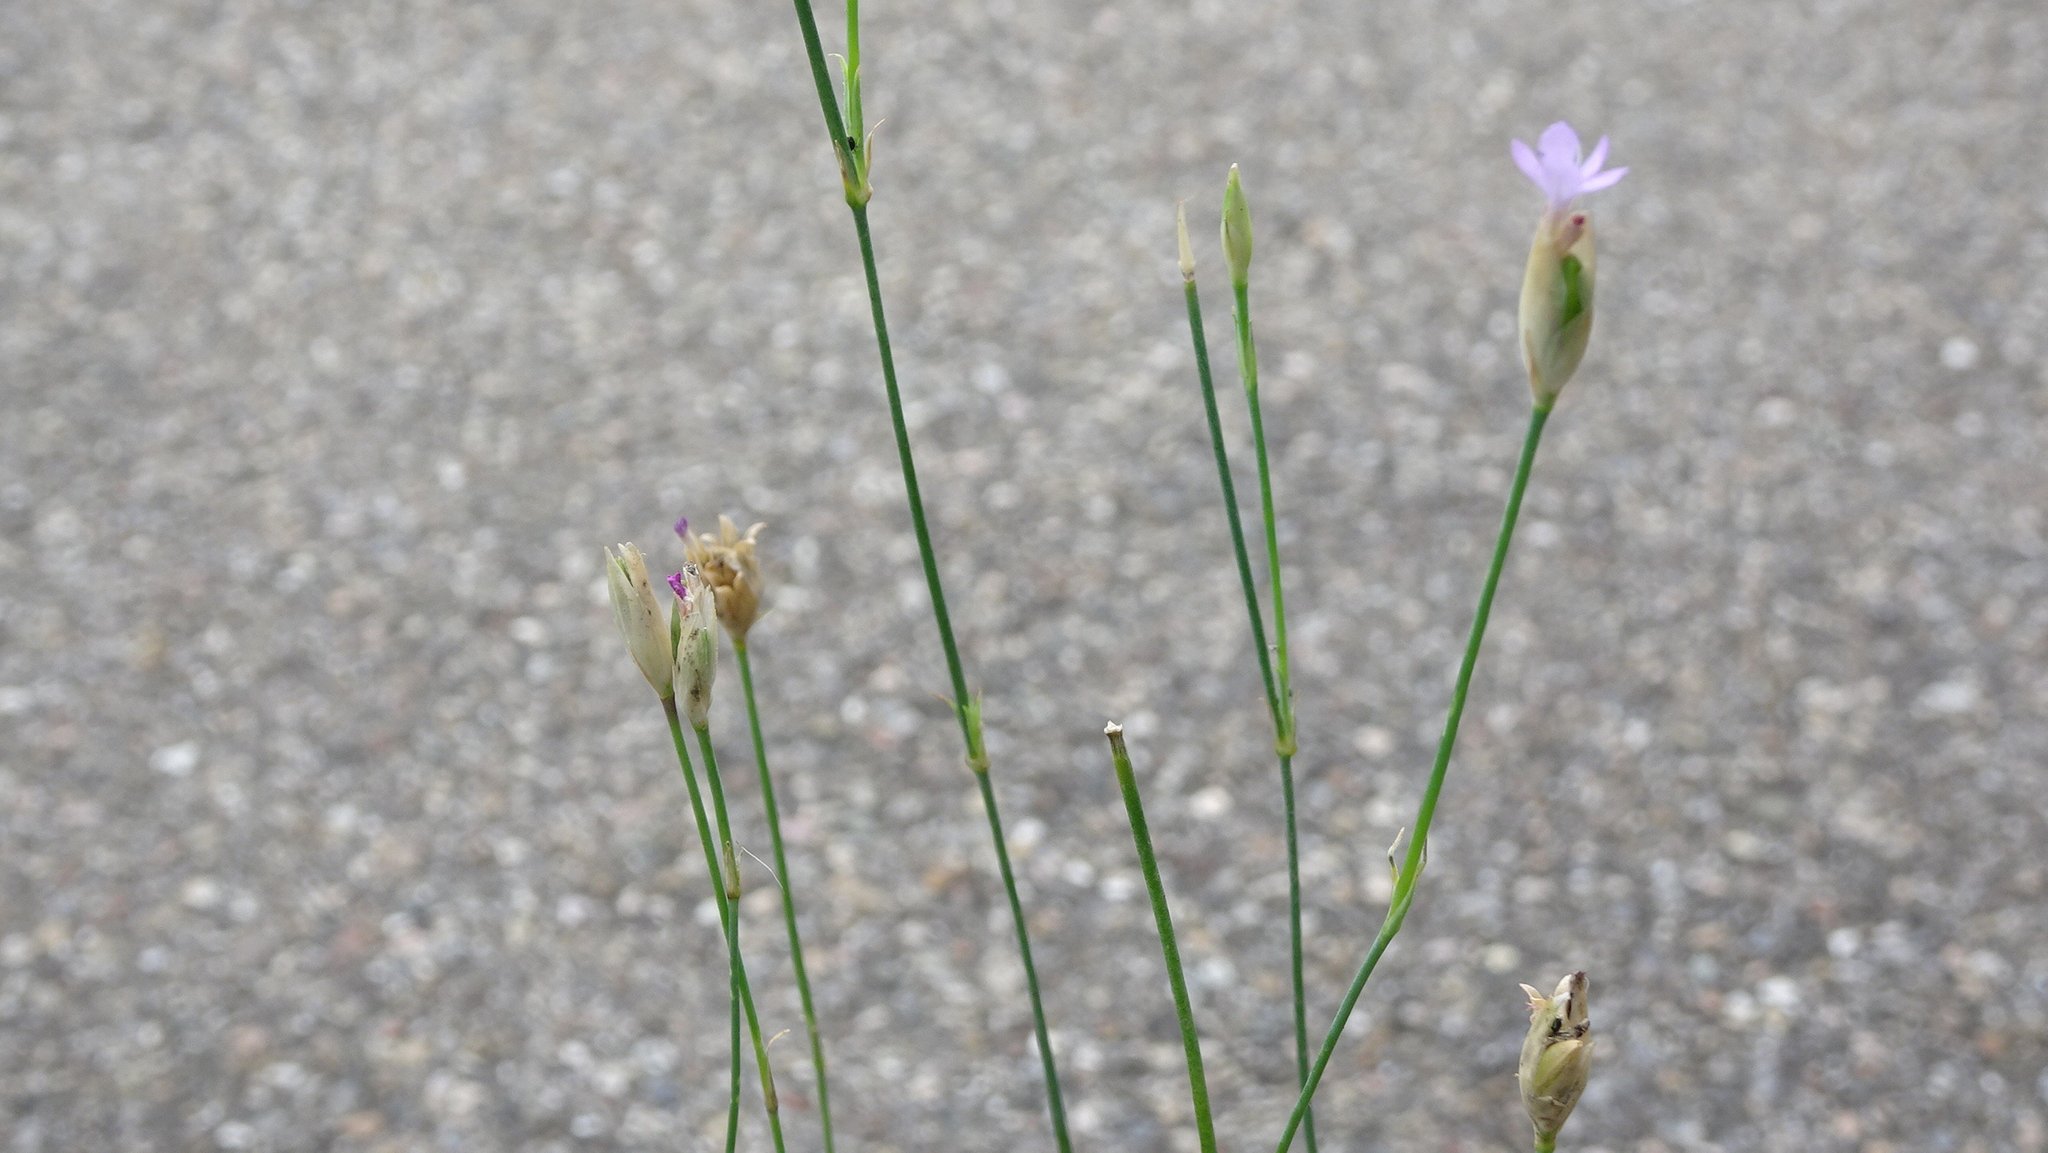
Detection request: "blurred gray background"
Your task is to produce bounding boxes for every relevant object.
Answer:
[4,0,2047,1150]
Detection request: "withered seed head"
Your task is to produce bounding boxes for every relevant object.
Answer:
[683,515,767,644]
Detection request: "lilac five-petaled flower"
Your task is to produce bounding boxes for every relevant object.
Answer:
[1511,122,1626,214]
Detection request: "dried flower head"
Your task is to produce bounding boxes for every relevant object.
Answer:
[682,515,767,644]
[669,564,718,729]
[605,543,675,699]
[1518,971,1594,1149]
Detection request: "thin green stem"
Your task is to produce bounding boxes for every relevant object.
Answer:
[1181,278,1280,727]
[784,0,849,147]
[660,699,786,1153]
[1105,725,1218,1153]
[849,208,973,727]
[1231,280,1294,748]
[1272,405,1552,1153]
[846,203,1073,1153]
[973,770,1073,1153]
[1229,274,1316,1153]
[776,5,1072,1138]
[726,979,741,1153]
[1280,752,1312,1150]
[735,642,835,1153]
[1535,1135,1557,1153]
[844,0,863,141]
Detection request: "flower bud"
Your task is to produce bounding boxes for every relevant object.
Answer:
[605,543,674,698]
[1220,164,1252,287]
[683,516,767,645]
[1176,201,1197,283]
[1509,123,1624,408]
[669,565,718,729]
[1519,212,1597,407]
[1518,971,1593,1149]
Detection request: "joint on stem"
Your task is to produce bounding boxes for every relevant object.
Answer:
[960,694,990,774]
[838,130,876,207]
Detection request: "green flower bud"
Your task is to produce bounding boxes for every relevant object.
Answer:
[1519,211,1597,408]
[1518,971,1593,1150]
[605,543,674,699]
[1220,164,1252,287]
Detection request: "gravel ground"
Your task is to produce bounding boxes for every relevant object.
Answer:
[6,0,2048,1150]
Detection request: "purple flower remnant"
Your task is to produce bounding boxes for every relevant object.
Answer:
[1511,122,1626,215]
[667,571,690,600]
[673,516,690,541]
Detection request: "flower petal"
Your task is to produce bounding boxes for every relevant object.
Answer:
[1511,138,1546,189]
[1580,136,1610,179]
[1538,122,1581,165]
[1577,166,1628,194]
[1536,128,1584,204]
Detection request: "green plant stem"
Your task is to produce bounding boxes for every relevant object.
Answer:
[1181,278,1280,727]
[1535,1135,1557,1153]
[1227,275,1316,1153]
[786,0,850,148]
[661,699,786,1153]
[844,0,862,140]
[694,723,787,1153]
[734,641,835,1153]
[1279,751,1311,1150]
[725,980,741,1153]
[846,209,974,746]
[1106,726,1218,1153]
[971,769,1071,1152]
[775,7,1073,1142]
[1272,405,1552,1153]
[850,206,1074,1153]
[1231,280,1293,748]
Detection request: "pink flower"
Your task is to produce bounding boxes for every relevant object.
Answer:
[1511,123,1626,214]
